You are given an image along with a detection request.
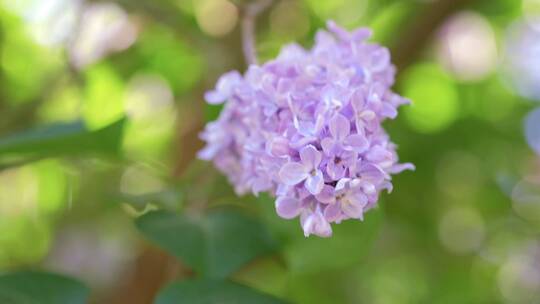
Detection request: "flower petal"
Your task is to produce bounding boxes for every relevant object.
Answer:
[267,136,290,157]
[315,185,336,204]
[324,203,341,222]
[301,207,332,237]
[342,200,364,220]
[299,145,322,169]
[327,20,350,41]
[216,71,242,92]
[305,170,324,195]
[204,90,227,104]
[369,48,390,72]
[327,161,346,180]
[359,180,376,195]
[275,197,301,219]
[356,163,388,182]
[335,178,351,192]
[252,177,272,195]
[329,114,350,141]
[387,163,416,174]
[351,89,367,113]
[279,162,308,185]
[205,71,242,104]
[344,134,369,153]
[321,137,336,155]
[380,103,398,119]
[366,145,392,162]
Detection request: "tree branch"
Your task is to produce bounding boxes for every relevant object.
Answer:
[241,0,273,66]
[391,0,474,72]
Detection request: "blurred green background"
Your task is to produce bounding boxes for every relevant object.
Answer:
[0,0,539,303]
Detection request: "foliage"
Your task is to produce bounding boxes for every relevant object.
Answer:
[0,271,89,304]
[0,0,538,303]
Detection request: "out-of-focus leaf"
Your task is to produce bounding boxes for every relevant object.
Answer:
[402,63,459,133]
[0,11,62,104]
[155,279,288,304]
[0,218,52,266]
[0,271,89,304]
[232,257,288,298]
[369,2,414,45]
[119,189,183,211]
[136,209,277,278]
[285,208,382,274]
[83,64,125,130]
[138,25,203,94]
[0,117,126,160]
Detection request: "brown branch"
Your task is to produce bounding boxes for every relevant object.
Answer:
[241,0,273,65]
[391,0,475,73]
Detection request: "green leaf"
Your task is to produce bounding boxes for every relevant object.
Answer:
[119,189,183,211]
[284,208,382,274]
[136,209,277,278]
[83,64,125,130]
[138,25,203,95]
[0,117,126,160]
[155,279,288,304]
[0,271,90,304]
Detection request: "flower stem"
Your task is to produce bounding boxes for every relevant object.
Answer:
[241,0,273,66]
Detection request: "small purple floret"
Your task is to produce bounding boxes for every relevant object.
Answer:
[199,21,413,237]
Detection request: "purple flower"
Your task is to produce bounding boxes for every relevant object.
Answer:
[279,145,324,195]
[322,114,369,153]
[275,196,301,219]
[301,204,332,237]
[204,71,242,104]
[317,178,368,222]
[199,21,413,237]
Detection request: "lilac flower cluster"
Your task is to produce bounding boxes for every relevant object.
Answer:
[199,21,413,237]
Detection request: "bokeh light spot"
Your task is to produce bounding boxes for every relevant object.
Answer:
[402,63,459,133]
[511,174,540,223]
[438,206,485,254]
[436,151,481,200]
[24,0,81,47]
[120,165,165,196]
[71,3,138,68]
[125,74,174,120]
[44,220,138,289]
[502,21,540,101]
[0,166,39,216]
[195,0,238,37]
[366,256,429,304]
[123,73,176,158]
[525,108,540,154]
[437,11,497,82]
[270,0,310,40]
[497,243,540,303]
[0,11,62,103]
[523,0,540,31]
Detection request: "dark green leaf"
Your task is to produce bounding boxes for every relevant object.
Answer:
[136,209,277,278]
[0,117,126,160]
[0,271,90,304]
[155,279,288,304]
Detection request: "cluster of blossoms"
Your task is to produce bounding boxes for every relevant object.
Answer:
[199,21,413,237]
